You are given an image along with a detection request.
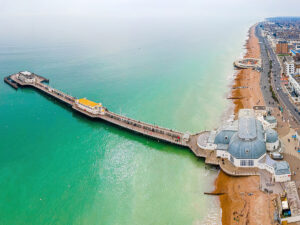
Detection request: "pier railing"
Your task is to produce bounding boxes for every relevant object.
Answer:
[105,111,183,136]
[103,111,187,146]
[35,82,75,104]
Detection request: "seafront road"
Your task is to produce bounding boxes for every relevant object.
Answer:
[256,25,300,126]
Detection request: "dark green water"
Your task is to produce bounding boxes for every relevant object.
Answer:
[0,17,252,225]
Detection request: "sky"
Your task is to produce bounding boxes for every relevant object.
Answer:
[0,0,299,48]
[1,0,300,18]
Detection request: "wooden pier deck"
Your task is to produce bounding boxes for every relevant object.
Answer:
[4,72,261,177]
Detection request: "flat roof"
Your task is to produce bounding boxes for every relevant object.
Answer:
[238,117,257,140]
[238,109,255,118]
[20,71,31,75]
[265,155,291,175]
[77,98,101,108]
[274,161,291,175]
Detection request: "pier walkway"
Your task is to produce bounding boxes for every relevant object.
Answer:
[5,72,260,177]
[9,73,189,147]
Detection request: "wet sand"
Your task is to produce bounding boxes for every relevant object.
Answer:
[214,25,275,225]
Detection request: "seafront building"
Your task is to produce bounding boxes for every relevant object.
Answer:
[284,56,295,75]
[286,72,300,103]
[276,41,289,54]
[288,73,300,96]
[197,109,291,182]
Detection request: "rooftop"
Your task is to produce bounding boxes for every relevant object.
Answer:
[228,118,266,159]
[19,71,34,79]
[274,161,291,175]
[238,117,257,140]
[265,155,290,175]
[291,49,300,55]
[265,115,277,124]
[214,130,236,145]
[77,98,102,108]
[284,55,294,63]
[238,109,255,118]
[20,71,32,76]
[266,128,279,143]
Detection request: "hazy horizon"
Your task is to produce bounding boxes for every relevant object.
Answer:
[1,0,300,48]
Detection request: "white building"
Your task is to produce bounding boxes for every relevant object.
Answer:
[75,98,105,115]
[295,61,300,74]
[17,71,36,83]
[260,156,291,182]
[284,60,295,76]
[197,109,291,182]
[288,73,300,96]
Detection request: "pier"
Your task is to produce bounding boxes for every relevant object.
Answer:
[7,72,190,147]
[4,71,260,177]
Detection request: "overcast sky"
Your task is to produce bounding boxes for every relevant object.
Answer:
[0,0,299,48]
[1,0,300,18]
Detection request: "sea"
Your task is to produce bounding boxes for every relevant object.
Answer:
[0,14,257,225]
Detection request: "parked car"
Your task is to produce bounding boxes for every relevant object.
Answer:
[271,152,283,160]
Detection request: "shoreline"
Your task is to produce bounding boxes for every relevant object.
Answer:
[214,25,275,225]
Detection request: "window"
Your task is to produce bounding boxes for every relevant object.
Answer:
[240,160,247,166]
[230,155,234,163]
[240,159,254,167]
[248,160,254,166]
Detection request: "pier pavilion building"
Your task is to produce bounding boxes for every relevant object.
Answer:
[197,109,291,182]
[75,98,105,115]
[17,71,36,83]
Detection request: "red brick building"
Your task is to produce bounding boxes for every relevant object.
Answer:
[276,41,289,54]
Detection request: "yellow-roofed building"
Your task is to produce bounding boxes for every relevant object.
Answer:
[75,98,105,115]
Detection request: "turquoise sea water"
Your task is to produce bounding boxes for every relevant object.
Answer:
[0,17,253,224]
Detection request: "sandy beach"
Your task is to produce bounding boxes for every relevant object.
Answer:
[214,25,276,225]
[231,25,265,114]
